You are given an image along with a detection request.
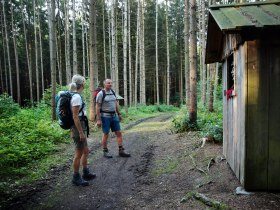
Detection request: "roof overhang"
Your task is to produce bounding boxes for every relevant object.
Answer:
[205,0,280,64]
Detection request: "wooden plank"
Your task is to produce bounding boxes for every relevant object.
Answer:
[245,40,269,190]
[221,7,255,28]
[267,41,280,190]
[240,6,279,26]
[210,0,280,9]
[261,4,280,18]
[223,61,228,158]
[240,43,247,186]
[211,10,235,30]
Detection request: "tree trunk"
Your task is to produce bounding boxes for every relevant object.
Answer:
[166,0,170,106]
[111,0,116,87]
[2,0,13,97]
[1,12,8,93]
[115,5,119,94]
[65,0,71,83]
[123,0,128,112]
[21,1,33,103]
[38,11,45,90]
[72,0,78,75]
[140,0,146,105]
[214,63,219,104]
[128,0,132,107]
[108,8,112,79]
[184,0,190,108]
[0,59,3,93]
[33,0,40,102]
[134,0,140,106]
[189,0,197,123]
[93,0,98,86]
[82,0,86,77]
[11,4,21,103]
[47,0,56,120]
[208,64,215,112]
[102,0,107,78]
[156,0,159,105]
[89,0,96,121]
[201,0,206,106]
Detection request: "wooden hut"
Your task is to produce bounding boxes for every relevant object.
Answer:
[205,0,280,190]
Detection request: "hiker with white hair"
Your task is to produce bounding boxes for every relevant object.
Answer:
[70,74,96,186]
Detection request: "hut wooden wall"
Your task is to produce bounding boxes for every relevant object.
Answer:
[222,35,246,186]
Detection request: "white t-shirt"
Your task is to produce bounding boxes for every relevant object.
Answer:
[71,93,86,116]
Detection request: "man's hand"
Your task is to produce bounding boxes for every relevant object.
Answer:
[97,119,102,127]
[79,132,86,141]
[118,114,122,122]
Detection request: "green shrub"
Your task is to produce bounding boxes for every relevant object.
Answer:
[0,102,69,178]
[172,100,223,141]
[0,94,20,119]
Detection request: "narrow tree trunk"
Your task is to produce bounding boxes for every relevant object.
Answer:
[166,0,170,105]
[93,0,98,86]
[72,0,78,75]
[184,0,190,108]
[189,0,197,123]
[134,0,140,106]
[82,0,86,77]
[111,0,116,87]
[208,64,215,112]
[65,0,71,83]
[139,0,146,105]
[128,0,132,107]
[214,63,219,104]
[33,0,40,101]
[155,0,159,105]
[89,0,96,121]
[108,8,112,79]
[38,12,45,90]
[1,13,8,93]
[47,0,56,120]
[201,0,206,106]
[11,5,21,103]
[86,28,90,77]
[0,59,3,92]
[123,0,128,112]
[21,2,33,103]
[115,4,119,94]
[102,0,107,78]
[2,0,13,97]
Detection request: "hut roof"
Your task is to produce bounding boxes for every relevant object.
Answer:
[205,0,280,64]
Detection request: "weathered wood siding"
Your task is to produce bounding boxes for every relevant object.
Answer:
[223,35,246,185]
[265,38,280,190]
[245,40,269,190]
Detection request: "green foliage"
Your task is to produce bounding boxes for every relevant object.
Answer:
[0,97,69,179]
[173,100,223,141]
[0,94,20,119]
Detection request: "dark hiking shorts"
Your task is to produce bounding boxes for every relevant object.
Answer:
[71,120,88,149]
[101,115,121,134]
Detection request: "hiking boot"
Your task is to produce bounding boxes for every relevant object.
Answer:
[82,168,96,180]
[119,148,131,157]
[72,173,89,186]
[103,151,113,158]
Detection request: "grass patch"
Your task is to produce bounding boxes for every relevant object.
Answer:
[152,157,179,177]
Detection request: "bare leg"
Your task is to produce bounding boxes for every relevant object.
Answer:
[102,133,109,149]
[73,149,83,173]
[81,146,89,168]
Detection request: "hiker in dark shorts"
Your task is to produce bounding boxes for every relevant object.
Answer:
[96,79,131,158]
[70,75,96,186]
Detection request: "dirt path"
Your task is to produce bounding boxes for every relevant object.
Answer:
[4,113,280,210]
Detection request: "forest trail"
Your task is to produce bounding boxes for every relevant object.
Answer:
[4,113,280,210]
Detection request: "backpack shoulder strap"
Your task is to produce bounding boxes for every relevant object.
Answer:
[101,89,106,104]
[111,89,117,99]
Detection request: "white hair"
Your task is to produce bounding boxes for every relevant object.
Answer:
[70,74,85,91]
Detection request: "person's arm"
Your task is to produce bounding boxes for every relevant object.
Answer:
[96,103,102,127]
[72,106,86,141]
[115,100,122,121]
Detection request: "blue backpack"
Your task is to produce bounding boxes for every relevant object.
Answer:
[56,91,84,129]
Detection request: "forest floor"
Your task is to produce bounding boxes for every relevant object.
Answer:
[2,113,280,210]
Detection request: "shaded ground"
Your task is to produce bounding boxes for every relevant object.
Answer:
[2,113,280,210]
